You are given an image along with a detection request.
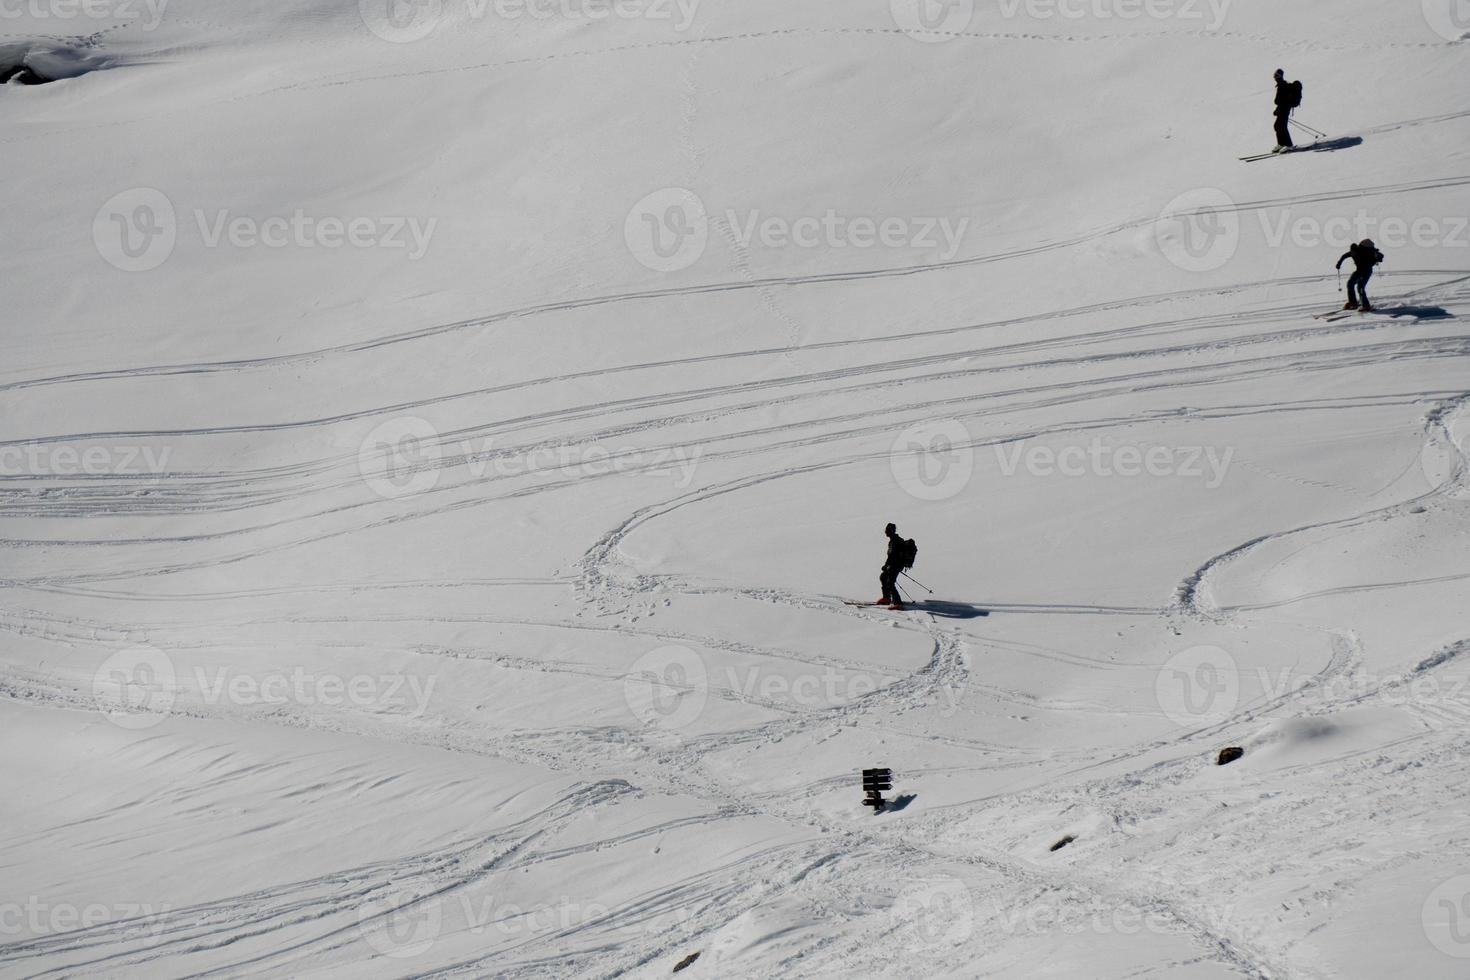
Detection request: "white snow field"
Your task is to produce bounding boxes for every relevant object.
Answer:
[3,0,1470,976]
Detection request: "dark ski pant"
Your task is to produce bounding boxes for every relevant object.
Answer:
[880,565,902,604]
[1274,109,1293,148]
[1347,268,1373,307]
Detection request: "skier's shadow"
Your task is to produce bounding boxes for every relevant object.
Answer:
[906,600,990,619]
[1374,305,1453,321]
[1303,136,1364,154]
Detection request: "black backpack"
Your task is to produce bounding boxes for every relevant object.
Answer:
[898,538,918,570]
[1354,242,1384,267]
[1285,80,1303,109]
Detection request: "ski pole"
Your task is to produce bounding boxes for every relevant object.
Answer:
[1289,116,1326,138]
[901,571,935,595]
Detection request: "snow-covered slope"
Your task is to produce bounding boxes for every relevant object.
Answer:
[3,1,1469,976]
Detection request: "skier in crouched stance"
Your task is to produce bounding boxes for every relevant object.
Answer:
[1337,239,1384,311]
[877,523,917,610]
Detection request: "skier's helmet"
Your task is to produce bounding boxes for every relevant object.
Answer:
[885,523,897,536]
[1360,239,1375,249]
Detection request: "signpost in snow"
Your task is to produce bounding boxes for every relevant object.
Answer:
[862,768,893,813]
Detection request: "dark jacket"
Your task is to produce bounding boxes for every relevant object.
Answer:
[1337,243,1384,272]
[884,534,905,570]
[1275,78,1301,113]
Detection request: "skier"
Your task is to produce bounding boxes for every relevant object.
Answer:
[1272,68,1303,153]
[1336,239,1384,311]
[877,523,914,610]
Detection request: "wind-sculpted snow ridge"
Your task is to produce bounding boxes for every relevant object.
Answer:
[3,0,1470,976]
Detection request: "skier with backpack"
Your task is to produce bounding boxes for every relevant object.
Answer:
[1336,239,1385,311]
[1271,69,1303,153]
[877,523,917,610]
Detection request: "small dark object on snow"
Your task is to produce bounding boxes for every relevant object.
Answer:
[672,950,701,973]
[1,64,48,85]
[1217,746,1245,766]
[1050,835,1075,852]
[862,768,893,812]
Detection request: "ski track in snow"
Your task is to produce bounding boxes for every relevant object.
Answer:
[5,10,1470,979]
[4,256,1469,977]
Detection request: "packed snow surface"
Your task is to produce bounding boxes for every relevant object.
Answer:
[2,0,1469,977]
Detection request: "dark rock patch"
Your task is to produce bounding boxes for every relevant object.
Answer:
[1,64,48,85]
[673,950,701,972]
[1049,835,1076,852]
[1,41,109,87]
[1217,746,1245,766]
